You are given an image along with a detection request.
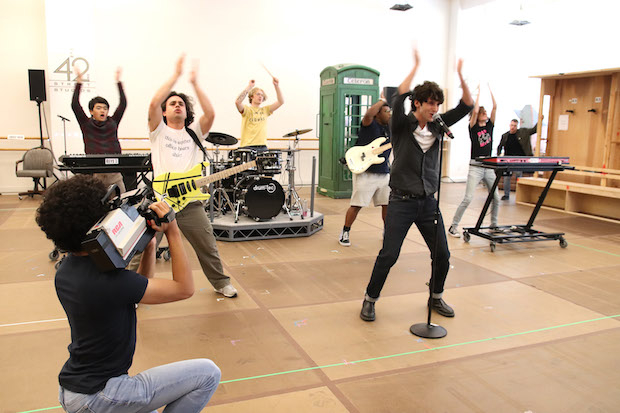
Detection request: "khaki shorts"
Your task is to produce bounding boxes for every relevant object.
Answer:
[350,172,390,207]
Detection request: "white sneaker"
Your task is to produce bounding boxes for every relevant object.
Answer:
[215,284,238,298]
[339,230,351,246]
[448,225,461,238]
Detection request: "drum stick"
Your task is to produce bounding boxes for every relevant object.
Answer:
[260,62,275,79]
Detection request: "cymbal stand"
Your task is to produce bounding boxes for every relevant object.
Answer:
[283,134,304,220]
[210,144,235,217]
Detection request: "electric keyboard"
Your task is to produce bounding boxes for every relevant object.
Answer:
[59,153,152,173]
[476,156,569,165]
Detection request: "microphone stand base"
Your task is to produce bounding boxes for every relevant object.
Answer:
[410,322,447,339]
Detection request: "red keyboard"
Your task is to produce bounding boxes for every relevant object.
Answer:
[477,156,569,165]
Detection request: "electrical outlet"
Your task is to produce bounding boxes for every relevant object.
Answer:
[8,135,25,140]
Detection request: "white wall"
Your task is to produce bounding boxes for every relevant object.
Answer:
[10,0,617,191]
[0,0,49,193]
[2,0,456,193]
[449,0,620,180]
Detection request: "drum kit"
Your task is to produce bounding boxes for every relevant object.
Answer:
[206,128,312,222]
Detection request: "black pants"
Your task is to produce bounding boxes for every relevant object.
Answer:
[366,193,450,299]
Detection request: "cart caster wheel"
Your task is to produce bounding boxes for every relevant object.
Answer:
[54,260,62,270]
[163,250,171,261]
[463,231,471,243]
[490,242,496,252]
[49,250,59,261]
[18,195,23,200]
[559,237,568,248]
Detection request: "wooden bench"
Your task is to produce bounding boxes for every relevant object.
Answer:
[516,177,620,221]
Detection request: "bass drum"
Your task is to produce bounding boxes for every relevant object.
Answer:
[236,176,284,220]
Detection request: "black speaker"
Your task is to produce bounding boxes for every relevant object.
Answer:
[383,86,398,107]
[28,69,47,102]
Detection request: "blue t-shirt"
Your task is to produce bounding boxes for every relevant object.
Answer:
[55,254,148,394]
[355,119,391,174]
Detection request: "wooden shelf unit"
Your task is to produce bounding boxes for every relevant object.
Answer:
[531,68,620,185]
[517,177,620,221]
[524,68,620,221]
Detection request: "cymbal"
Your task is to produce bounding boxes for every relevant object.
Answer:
[206,132,238,146]
[282,128,312,137]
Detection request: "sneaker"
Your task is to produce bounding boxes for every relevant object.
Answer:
[430,298,455,317]
[448,225,461,238]
[339,230,351,247]
[501,195,510,201]
[215,284,238,298]
[360,299,375,321]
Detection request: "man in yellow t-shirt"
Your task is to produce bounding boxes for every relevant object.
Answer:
[235,77,284,149]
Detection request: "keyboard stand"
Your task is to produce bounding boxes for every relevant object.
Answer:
[463,162,573,252]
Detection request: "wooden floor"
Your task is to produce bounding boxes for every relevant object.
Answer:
[1,183,620,413]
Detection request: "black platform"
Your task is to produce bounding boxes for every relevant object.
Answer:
[210,211,324,242]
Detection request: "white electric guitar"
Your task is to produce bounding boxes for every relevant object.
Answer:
[345,137,392,174]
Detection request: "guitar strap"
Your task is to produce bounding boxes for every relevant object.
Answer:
[186,127,208,161]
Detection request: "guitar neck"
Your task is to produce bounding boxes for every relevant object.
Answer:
[371,143,392,155]
[194,161,256,186]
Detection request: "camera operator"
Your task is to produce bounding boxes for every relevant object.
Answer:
[36,175,220,412]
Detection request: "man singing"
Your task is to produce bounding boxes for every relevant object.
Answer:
[360,50,473,322]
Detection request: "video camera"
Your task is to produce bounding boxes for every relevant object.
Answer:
[81,185,175,272]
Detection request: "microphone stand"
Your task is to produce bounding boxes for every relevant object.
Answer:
[58,115,70,178]
[36,100,44,147]
[410,128,449,339]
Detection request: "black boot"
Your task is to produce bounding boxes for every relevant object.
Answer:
[360,299,375,321]
[430,298,455,317]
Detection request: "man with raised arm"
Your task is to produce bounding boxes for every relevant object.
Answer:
[37,174,220,412]
[147,55,238,298]
[339,94,392,247]
[449,84,499,237]
[360,50,473,322]
[235,77,284,150]
[71,66,127,192]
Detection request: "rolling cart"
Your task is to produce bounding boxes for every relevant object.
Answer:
[462,156,574,252]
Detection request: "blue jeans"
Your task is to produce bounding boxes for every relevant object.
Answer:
[451,164,499,227]
[366,194,450,298]
[503,171,522,197]
[58,359,220,413]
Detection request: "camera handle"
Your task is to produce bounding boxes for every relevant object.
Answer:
[100,184,121,207]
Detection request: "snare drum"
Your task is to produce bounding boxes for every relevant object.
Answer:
[235,176,284,220]
[256,150,282,175]
[230,148,257,165]
[229,148,259,176]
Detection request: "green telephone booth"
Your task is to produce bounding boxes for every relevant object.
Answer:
[318,64,379,198]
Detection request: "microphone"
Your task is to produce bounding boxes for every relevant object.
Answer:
[57,115,71,122]
[432,113,453,139]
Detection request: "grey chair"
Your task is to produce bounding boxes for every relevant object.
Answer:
[15,146,55,199]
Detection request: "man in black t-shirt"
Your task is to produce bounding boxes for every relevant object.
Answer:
[449,85,500,238]
[339,98,392,247]
[497,118,538,199]
[36,175,220,413]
